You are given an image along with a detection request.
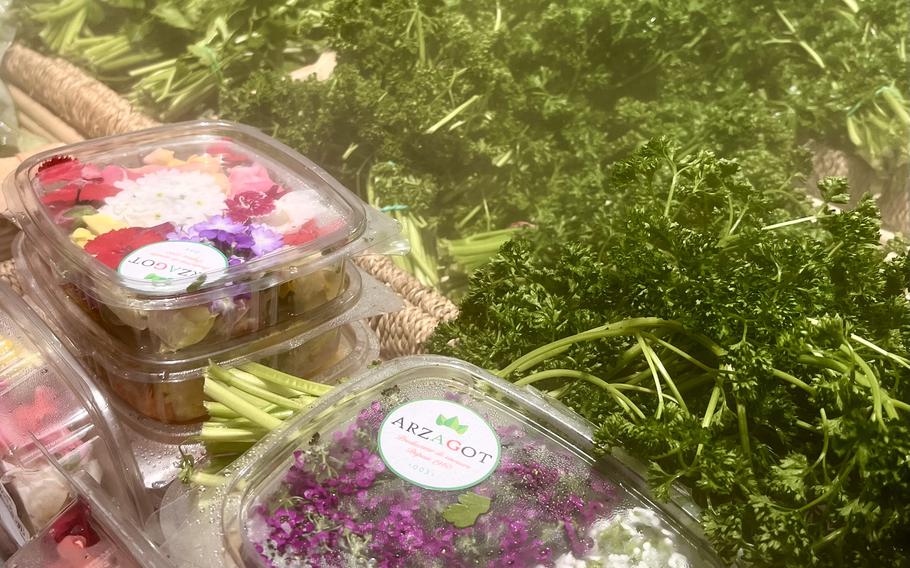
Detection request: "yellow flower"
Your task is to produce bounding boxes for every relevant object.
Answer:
[70,214,129,248]
[143,148,185,167]
[70,228,96,248]
[82,214,127,235]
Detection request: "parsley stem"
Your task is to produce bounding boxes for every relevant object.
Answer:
[238,362,333,396]
[637,334,666,419]
[813,527,846,551]
[497,317,692,377]
[771,368,816,394]
[849,333,910,370]
[640,332,717,373]
[736,401,752,464]
[798,456,856,512]
[809,408,830,481]
[761,215,818,231]
[199,424,265,443]
[209,365,311,410]
[514,369,646,420]
[639,334,690,414]
[701,384,722,429]
[203,380,283,430]
[798,354,848,374]
[189,471,227,488]
[840,344,890,425]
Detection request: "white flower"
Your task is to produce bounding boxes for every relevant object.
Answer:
[583,507,691,568]
[261,189,339,233]
[548,553,589,568]
[99,168,227,227]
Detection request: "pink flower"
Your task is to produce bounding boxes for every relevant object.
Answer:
[228,163,275,196]
[207,139,249,163]
[101,165,129,185]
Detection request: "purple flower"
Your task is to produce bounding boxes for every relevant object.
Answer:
[166,225,202,241]
[195,214,245,237]
[249,224,283,256]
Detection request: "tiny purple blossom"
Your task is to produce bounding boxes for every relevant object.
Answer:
[249,224,284,256]
[165,226,202,241]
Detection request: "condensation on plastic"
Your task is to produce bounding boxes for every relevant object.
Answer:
[116,320,380,494]
[17,243,401,422]
[0,283,151,539]
[6,445,172,568]
[155,356,723,568]
[3,120,409,311]
[15,234,369,381]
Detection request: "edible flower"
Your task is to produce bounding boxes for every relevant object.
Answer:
[36,156,83,184]
[249,224,284,256]
[226,190,276,221]
[99,169,226,227]
[84,224,172,268]
[69,214,129,248]
[228,163,275,196]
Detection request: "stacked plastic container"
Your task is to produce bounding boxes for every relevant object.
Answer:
[0,284,150,561]
[3,121,406,495]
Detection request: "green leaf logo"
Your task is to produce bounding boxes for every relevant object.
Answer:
[436,414,468,435]
[144,273,168,281]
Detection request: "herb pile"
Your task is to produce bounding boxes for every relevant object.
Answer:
[220,0,908,290]
[431,138,910,567]
[17,0,327,119]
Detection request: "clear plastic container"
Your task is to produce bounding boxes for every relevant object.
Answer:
[0,284,150,544]
[3,120,407,354]
[208,356,723,568]
[115,321,381,494]
[15,233,401,423]
[5,450,171,568]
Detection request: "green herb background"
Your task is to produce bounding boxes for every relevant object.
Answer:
[14,1,910,565]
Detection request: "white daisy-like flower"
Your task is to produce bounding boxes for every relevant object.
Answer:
[98,168,227,227]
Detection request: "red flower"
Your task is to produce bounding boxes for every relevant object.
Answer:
[84,225,172,269]
[37,156,84,184]
[80,183,120,201]
[41,184,80,207]
[40,182,121,209]
[226,191,276,221]
[283,218,345,246]
[284,219,320,246]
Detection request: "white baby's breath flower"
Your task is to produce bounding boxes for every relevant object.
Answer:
[99,168,227,227]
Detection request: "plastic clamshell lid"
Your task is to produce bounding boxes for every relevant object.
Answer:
[221,356,724,567]
[5,120,405,309]
[0,284,150,527]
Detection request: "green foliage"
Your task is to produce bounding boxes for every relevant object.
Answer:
[430,140,910,566]
[216,0,906,291]
[16,0,329,118]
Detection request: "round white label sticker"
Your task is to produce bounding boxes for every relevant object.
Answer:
[377,399,501,491]
[117,241,228,290]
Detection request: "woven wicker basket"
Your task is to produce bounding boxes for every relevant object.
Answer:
[0,43,457,358]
